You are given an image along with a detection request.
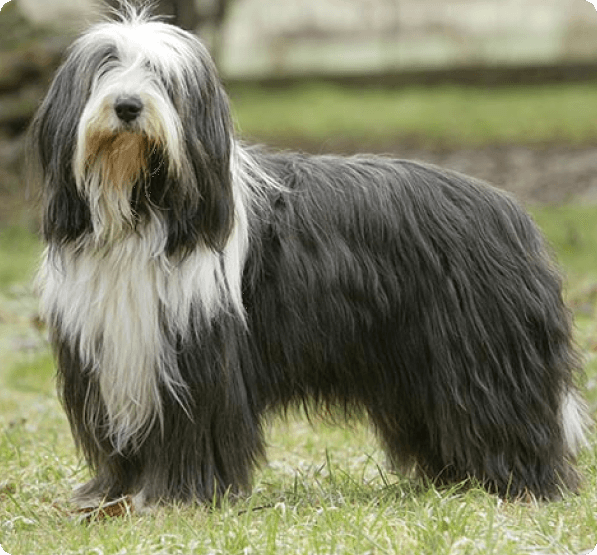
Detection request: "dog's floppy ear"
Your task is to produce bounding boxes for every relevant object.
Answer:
[29,45,106,243]
[166,45,235,255]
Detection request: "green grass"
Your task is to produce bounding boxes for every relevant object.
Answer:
[2,203,597,553]
[530,206,597,361]
[531,206,597,281]
[0,226,42,292]
[229,82,597,148]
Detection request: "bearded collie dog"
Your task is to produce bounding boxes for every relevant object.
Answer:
[31,4,588,508]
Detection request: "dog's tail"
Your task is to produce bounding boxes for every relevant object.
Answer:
[561,388,590,456]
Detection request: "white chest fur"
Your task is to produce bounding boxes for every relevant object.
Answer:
[38,219,247,452]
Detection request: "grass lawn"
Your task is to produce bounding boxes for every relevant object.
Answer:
[229,82,597,149]
[2,82,597,554]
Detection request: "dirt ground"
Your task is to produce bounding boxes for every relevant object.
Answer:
[397,144,597,205]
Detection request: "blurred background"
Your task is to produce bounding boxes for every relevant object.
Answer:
[2,0,597,404]
[2,0,597,223]
[2,7,597,550]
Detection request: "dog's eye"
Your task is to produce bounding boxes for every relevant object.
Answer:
[91,52,120,84]
[144,59,161,78]
[97,53,119,75]
[145,59,164,76]
[145,61,173,96]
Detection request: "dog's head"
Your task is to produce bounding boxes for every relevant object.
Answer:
[32,5,234,252]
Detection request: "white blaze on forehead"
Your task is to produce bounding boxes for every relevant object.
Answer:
[77,17,211,88]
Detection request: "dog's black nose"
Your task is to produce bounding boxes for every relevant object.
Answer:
[115,96,143,123]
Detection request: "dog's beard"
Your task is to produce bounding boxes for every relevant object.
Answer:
[88,131,149,190]
[78,131,155,242]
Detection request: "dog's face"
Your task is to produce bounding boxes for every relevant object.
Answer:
[32,10,235,252]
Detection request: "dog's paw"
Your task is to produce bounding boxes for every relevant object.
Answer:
[74,496,135,522]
